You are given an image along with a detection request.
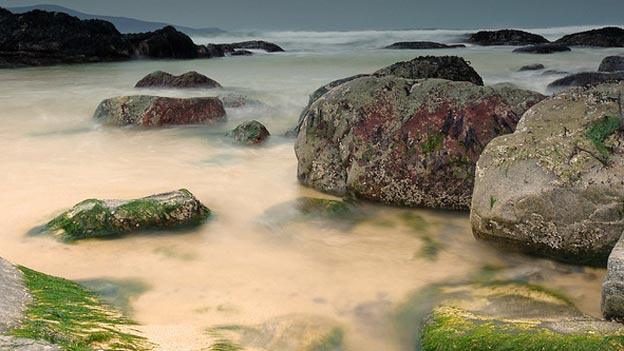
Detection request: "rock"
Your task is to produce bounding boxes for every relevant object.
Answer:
[603,234,624,322]
[542,69,569,76]
[555,27,624,47]
[197,43,225,58]
[230,49,253,56]
[0,258,30,333]
[219,94,264,108]
[135,71,221,89]
[518,63,545,71]
[600,56,624,72]
[548,72,624,91]
[373,55,484,86]
[384,42,466,49]
[295,77,545,210]
[0,336,60,351]
[123,25,199,59]
[513,44,572,54]
[471,83,624,265]
[0,7,131,68]
[45,189,211,241]
[418,282,624,350]
[467,29,550,46]
[218,40,285,53]
[227,120,270,145]
[93,95,226,127]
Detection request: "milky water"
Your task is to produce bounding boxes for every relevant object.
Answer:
[0,27,622,350]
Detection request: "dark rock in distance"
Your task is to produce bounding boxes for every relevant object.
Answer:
[384,41,466,50]
[513,44,571,54]
[599,56,624,72]
[135,71,221,89]
[218,40,285,53]
[555,27,624,47]
[230,50,253,56]
[518,63,545,71]
[547,71,624,91]
[467,29,550,46]
[123,25,199,59]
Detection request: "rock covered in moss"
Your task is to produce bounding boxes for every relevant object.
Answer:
[295,76,545,210]
[471,83,624,265]
[420,282,624,351]
[603,234,624,322]
[46,189,210,241]
[135,70,221,89]
[93,95,226,127]
[227,120,270,145]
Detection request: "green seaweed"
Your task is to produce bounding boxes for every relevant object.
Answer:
[585,115,621,160]
[422,132,445,154]
[296,197,352,218]
[11,267,151,351]
[489,196,497,210]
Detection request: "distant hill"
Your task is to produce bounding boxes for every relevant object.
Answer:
[7,4,225,36]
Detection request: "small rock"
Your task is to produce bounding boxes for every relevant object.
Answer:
[384,41,465,49]
[218,40,285,53]
[513,44,571,54]
[599,56,624,72]
[518,63,545,71]
[135,71,221,89]
[227,120,270,145]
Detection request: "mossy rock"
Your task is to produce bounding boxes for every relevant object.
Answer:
[421,282,624,351]
[45,189,210,241]
[227,120,270,145]
[11,266,151,351]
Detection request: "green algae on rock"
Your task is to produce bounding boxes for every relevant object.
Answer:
[11,266,151,351]
[420,283,624,351]
[471,83,624,265]
[45,189,210,241]
[227,120,270,145]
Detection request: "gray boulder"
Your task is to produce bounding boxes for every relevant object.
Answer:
[135,71,221,89]
[93,95,226,127]
[471,83,624,265]
[603,234,624,322]
[599,56,624,72]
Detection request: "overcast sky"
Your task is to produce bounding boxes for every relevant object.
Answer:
[1,0,623,31]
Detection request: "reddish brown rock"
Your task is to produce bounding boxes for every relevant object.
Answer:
[93,95,226,127]
[295,77,545,210]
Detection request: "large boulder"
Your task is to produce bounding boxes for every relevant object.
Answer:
[134,71,221,89]
[93,95,226,127]
[384,41,465,49]
[373,55,484,85]
[45,189,210,241]
[226,120,270,145]
[466,29,550,46]
[603,234,624,322]
[295,77,545,210]
[548,72,624,92]
[471,83,624,265]
[555,27,624,47]
[0,7,131,67]
[600,56,624,72]
[513,44,571,54]
[123,25,199,59]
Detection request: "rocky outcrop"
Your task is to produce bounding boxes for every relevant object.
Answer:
[134,71,221,89]
[471,83,624,265]
[418,282,624,351]
[227,120,270,145]
[518,63,545,71]
[93,95,226,127]
[555,27,624,47]
[44,189,211,241]
[123,25,199,59]
[603,234,624,322]
[547,72,624,91]
[217,40,285,53]
[467,29,550,46]
[513,44,571,54]
[0,258,30,333]
[295,77,545,210]
[373,55,484,85]
[600,56,624,72]
[384,41,465,49]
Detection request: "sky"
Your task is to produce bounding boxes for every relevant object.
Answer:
[1,0,623,31]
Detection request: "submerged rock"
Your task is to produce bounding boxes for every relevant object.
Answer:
[93,95,226,127]
[513,44,571,54]
[547,72,624,91]
[555,27,624,47]
[600,56,624,72]
[295,77,545,210]
[603,234,624,322]
[471,83,624,265]
[466,29,549,46]
[384,41,465,49]
[45,189,210,241]
[518,63,545,71]
[373,55,484,86]
[227,120,270,145]
[419,282,624,351]
[134,71,221,89]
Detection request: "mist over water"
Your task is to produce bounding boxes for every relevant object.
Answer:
[0,25,621,350]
